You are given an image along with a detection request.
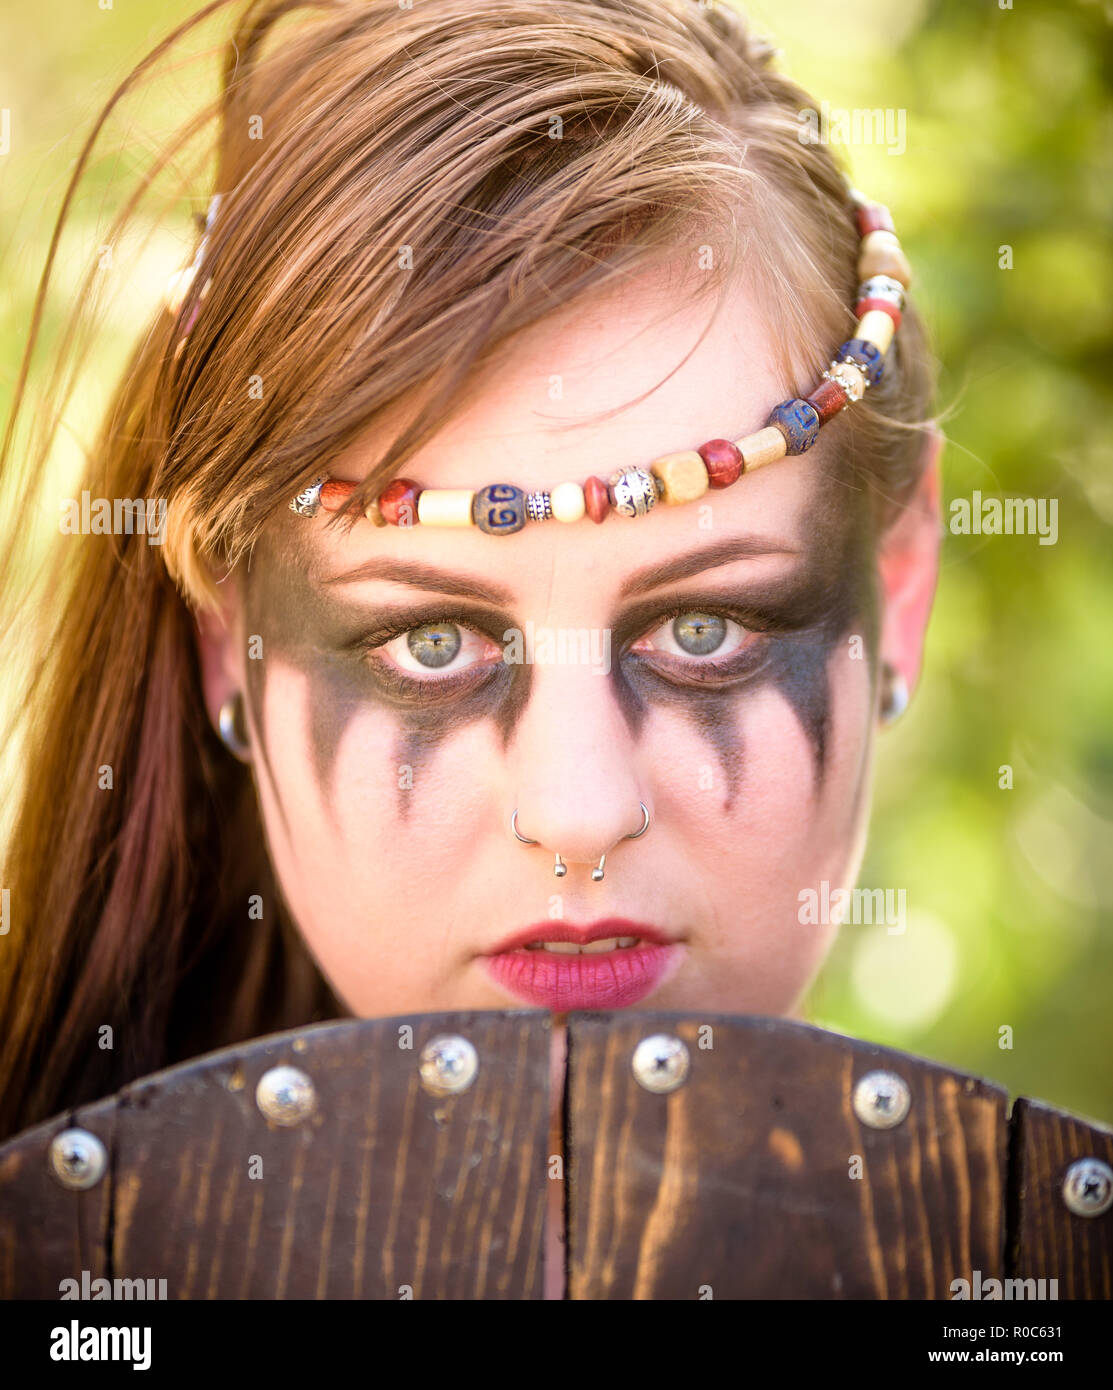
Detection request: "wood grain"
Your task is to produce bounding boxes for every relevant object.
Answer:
[1009,1097,1113,1299]
[4,1013,1111,1299]
[112,1012,551,1299]
[0,1093,116,1299]
[567,1012,1008,1299]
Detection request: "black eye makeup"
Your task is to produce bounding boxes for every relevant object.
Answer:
[341,604,509,704]
[344,576,827,699]
[615,584,828,691]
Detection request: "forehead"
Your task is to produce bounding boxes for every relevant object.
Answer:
[289,264,850,590]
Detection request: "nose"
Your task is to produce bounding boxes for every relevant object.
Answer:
[509,663,649,873]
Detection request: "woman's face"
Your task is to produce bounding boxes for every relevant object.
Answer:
[204,268,938,1022]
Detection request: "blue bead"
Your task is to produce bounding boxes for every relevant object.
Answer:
[766,398,821,455]
[836,338,885,387]
[472,483,526,534]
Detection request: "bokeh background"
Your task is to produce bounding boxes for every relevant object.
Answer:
[1,0,1110,1120]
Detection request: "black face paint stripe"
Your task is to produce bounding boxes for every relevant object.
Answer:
[242,633,293,842]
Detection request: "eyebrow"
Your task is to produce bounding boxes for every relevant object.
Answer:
[618,535,800,598]
[320,536,799,605]
[321,557,516,605]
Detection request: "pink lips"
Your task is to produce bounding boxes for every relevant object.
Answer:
[481,918,683,1011]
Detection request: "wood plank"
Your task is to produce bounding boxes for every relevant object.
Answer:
[567,1012,1008,1299]
[110,1012,551,1298]
[1009,1098,1113,1299]
[0,1094,116,1299]
[10,1013,1112,1301]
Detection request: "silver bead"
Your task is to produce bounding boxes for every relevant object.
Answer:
[1061,1157,1113,1218]
[289,476,325,517]
[48,1128,107,1190]
[608,467,658,518]
[525,491,553,522]
[256,1065,317,1126]
[419,1035,479,1096]
[631,1034,690,1093]
[852,1070,911,1129]
[822,359,868,402]
[857,274,905,311]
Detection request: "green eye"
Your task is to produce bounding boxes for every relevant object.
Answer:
[406,622,462,668]
[671,612,727,656]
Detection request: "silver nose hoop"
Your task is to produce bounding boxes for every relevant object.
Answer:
[511,802,650,882]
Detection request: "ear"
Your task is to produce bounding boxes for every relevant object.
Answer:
[876,424,944,700]
[193,573,247,738]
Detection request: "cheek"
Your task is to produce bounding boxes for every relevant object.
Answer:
[648,646,875,950]
[246,658,497,1012]
[645,657,872,1015]
[249,655,493,865]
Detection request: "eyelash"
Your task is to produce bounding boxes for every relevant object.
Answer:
[355,602,770,694]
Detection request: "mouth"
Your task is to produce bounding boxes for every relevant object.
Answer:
[480,918,685,1010]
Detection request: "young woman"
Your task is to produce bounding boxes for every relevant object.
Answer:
[0,0,940,1145]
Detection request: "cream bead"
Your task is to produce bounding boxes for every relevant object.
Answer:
[735,426,787,472]
[855,309,895,355]
[416,488,476,527]
[824,360,868,403]
[858,230,912,288]
[549,480,586,523]
[649,450,709,505]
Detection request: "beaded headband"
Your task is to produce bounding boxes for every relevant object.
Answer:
[287,185,910,532]
[165,182,910,531]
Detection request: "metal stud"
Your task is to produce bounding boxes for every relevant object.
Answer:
[857,274,906,312]
[632,1034,690,1093]
[852,1070,911,1129]
[525,491,553,522]
[48,1128,107,1190]
[419,1035,479,1096]
[289,476,325,517]
[608,467,658,518]
[255,1065,317,1126]
[1061,1157,1113,1218]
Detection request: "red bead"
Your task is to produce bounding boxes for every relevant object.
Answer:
[583,476,610,523]
[854,296,902,329]
[378,478,422,526]
[319,480,357,512]
[855,202,895,238]
[807,378,850,423]
[697,438,743,489]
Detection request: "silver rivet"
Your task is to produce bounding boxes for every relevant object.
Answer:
[632,1034,690,1093]
[419,1035,479,1096]
[853,1070,911,1129]
[48,1128,107,1190]
[1062,1157,1113,1218]
[255,1065,317,1126]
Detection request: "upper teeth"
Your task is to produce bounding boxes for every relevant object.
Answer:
[525,936,640,954]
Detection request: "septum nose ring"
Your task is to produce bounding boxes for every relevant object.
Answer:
[511,803,650,882]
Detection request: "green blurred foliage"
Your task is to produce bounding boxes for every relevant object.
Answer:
[761,0,1113,1124]
[1,0,1110,1119]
